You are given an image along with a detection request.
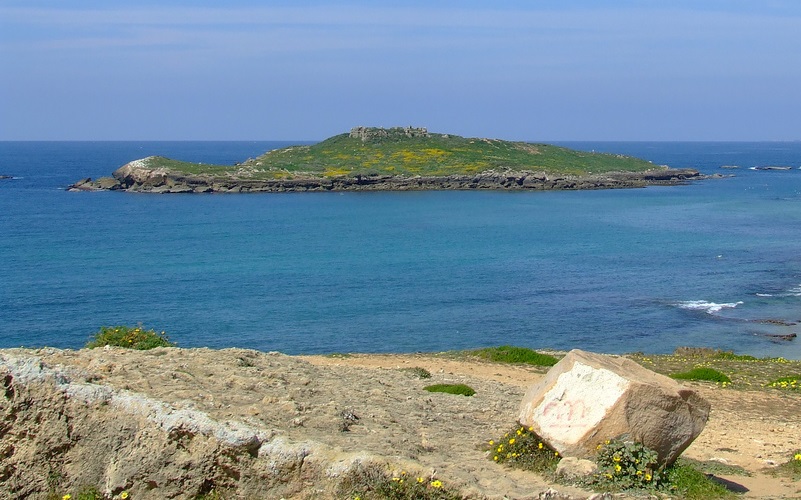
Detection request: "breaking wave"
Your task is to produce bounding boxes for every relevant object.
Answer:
[676,300,744,314]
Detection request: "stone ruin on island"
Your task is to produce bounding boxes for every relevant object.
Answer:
[349,126,430,142]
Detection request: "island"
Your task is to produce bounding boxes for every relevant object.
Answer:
[70,127,703,193]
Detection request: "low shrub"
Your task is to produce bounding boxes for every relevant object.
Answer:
[770,451,801,481]
[673,347,757,361]
[488,432,735,498]
[401,366,432,379]
[713,351,758,361]
[337,463,463,500]
[591,439,660,490]
[423,383,475,396]
[766,375,800,391]
[669,367,731,384]
[486,425,560,474]
[468,346,558,367]
[86,325,176,350]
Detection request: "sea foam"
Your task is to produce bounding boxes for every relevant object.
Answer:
[676,300,744,314]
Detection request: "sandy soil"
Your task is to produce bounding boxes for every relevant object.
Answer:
[15,348,801,498]
[301,353,801,499]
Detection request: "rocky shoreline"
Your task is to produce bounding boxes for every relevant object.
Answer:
[69,158,707,193]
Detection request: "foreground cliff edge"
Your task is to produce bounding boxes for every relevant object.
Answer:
[70,127,705,193]
[2,347,799,499]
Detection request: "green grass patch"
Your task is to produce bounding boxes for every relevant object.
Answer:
[629,347,801,392]
[669,367,731,384]
[687,458,751,477]
[662,459,737,499]
[466,346,559,367]
[86,325,176,350]
[423,383,475,397]
[766,375,801,390]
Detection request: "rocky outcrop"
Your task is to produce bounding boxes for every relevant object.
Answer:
[0,351,372,499]
[70,159,704,194]
[349,126,429,142]
[518,349,710,465]
[1,347,601,499]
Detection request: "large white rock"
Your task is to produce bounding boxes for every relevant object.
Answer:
[518,349,710,465]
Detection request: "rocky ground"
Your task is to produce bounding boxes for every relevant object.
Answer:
[1,347,799,499]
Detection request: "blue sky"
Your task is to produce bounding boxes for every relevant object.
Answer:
[1,1,800,140]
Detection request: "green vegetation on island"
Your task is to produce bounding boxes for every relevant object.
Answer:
[169,126,659,179]
[70,127,703,193]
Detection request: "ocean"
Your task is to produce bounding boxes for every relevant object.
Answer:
[1,141,800,359]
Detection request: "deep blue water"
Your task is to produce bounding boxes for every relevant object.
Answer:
[1,141,801,358]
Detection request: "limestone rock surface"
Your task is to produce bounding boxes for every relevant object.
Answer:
[518,349,710,465]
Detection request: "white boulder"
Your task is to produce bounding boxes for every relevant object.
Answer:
[518,349,710,465]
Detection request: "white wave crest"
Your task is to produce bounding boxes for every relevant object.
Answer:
[676,300,744,314]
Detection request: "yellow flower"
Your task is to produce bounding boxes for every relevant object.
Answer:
[554,451,559,457]
[538,442,543,449]
[121,493,129,500]
[509,438,515,445]
[493,455,499,461]
[645,473,652,481]
[614,464,622,472]
[431,479,442,488]
[794,453,801,461]
[63,496,71,500]
[488,440,494,445]
[613,455,621,462]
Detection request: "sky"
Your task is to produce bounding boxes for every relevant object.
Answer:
[1,1,800,141]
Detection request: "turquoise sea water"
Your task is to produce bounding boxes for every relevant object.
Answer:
[1,141,800,358]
